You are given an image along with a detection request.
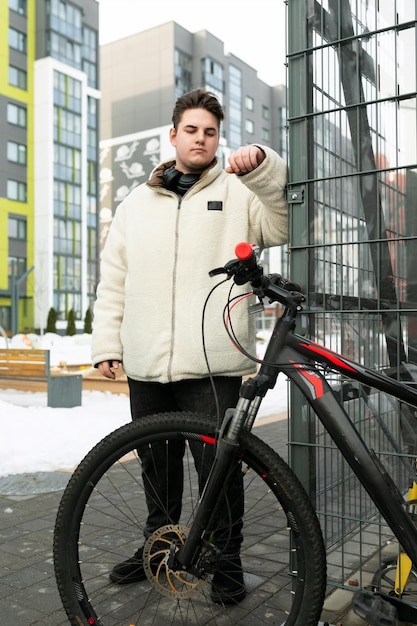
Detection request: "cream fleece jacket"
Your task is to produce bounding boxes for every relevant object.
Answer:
[91,145,288,382]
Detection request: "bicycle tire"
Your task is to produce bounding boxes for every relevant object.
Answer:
[53,411,326,625]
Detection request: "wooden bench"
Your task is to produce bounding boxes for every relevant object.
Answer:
[0,348,82,408]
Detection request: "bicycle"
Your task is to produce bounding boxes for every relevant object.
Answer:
[53,242,417,625]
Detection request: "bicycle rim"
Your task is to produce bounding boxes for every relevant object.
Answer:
[54,412,326,625]
[371,557,417,603]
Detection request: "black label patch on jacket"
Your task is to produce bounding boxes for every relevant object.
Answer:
[208,201,223,211]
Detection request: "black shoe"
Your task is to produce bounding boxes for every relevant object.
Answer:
[109,547,147,584]
[210,556,246,604]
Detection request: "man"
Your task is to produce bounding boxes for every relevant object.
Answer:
[92,88,288,603]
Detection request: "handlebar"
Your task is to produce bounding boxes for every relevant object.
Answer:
[209,242,305,312]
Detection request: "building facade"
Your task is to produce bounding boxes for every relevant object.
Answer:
[0,0,99,335]
[100,21,287,154]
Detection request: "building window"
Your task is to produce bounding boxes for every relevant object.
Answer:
[0,307,11,332]
[7,102,27,127]
[87,258,96,301]
[8,216,27,239]
[9,27,27,53]
[229,65,243,149]
[202,57,224,99]
[246,119,255,134]
[87,128,97,161]
[54,218,81,256]
[87,96,97,128]
[8,256,26,278]
[9,66,27,89]
[175,49,192,98]
[54,181,81,219]
[83,26,97,63]
[262,127,270,142]
[262,105,270,120]
[50,0,82,42]
[54,106,82,148]
[245,95,254,111]
[54,70,82,113]
[9,0,27,15]
[7,140,27,164]
[54,291,81,321]
[50,32,82,69]
[7,180,27,202]
[53,253,82,291]
[278,105,287,160]
[83,60,97,88]
[54,144,81,183]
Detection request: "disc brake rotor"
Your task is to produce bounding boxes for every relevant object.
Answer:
[143,524,208,599]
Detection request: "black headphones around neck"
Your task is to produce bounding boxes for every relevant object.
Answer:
[162,165,200,195]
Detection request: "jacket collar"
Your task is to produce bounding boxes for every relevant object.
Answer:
[147,157,220,190]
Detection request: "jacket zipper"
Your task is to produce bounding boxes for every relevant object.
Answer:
[167,195,182,381]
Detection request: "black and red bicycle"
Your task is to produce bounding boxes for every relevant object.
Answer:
[53,243,417,625]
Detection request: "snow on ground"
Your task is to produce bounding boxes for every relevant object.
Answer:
[1,331,93,366]
[0,333,288,477]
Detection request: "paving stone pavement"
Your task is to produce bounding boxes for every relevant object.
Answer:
[0,414,366,626]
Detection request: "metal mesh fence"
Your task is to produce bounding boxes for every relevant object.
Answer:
[287,0,417,592]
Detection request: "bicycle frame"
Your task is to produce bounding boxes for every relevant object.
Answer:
[179,245,417,621]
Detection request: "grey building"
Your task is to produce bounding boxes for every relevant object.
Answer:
[100,21,286,154]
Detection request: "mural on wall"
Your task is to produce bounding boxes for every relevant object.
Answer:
[99,134,161,252]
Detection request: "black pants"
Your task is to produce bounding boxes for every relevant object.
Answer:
[128,376,244,553]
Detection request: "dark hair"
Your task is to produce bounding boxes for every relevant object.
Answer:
[171,88,224,129]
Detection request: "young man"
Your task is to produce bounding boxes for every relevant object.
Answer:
[92,88,288,603]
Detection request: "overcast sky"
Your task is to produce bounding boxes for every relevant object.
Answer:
[98,0,287,86]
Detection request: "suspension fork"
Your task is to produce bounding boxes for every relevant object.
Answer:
[175,407,245,571]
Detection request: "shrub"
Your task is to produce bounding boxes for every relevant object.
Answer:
[66,309,77,336]
[84,307,93,334]
[46,307,57,334]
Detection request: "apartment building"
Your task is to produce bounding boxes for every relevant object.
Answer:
[0,0,100,334]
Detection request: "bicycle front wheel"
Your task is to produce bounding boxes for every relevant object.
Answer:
[54,412,326,625]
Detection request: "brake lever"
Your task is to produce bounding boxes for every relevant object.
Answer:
[208,267,227,277]
[209,258,241,279]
